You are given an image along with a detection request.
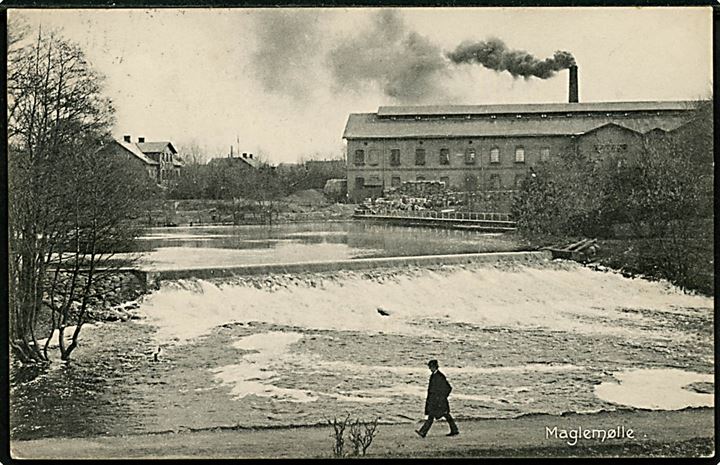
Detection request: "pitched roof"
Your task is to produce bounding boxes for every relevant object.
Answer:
[377,100,697,117]
[137,141,177,154]
[344,102,694,139]
[208,155,260,168]
[113,139,159,165]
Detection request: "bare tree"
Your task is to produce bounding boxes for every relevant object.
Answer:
[8,28,148,363]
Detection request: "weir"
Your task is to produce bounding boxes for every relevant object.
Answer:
[140,250,551,283]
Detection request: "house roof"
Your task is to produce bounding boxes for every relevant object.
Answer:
[376,100,697,117]
[208,155,260,168]
[344,102,694,140]
[137,141,177,154]
[113,139,159,165]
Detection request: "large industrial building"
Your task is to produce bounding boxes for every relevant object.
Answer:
[342,66,696,202]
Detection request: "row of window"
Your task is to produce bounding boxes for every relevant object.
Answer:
[353,147,550,166]
[354,174,527,190]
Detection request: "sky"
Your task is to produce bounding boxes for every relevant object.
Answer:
[12,7,713,164]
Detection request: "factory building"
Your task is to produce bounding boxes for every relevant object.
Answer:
[342,67,696,203]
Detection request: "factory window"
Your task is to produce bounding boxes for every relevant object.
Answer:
[367,175,382,186]
[540,147,550,162]
[515,146,525,163]
[355,177,365,188]
[368,149,380,166]
[464,174,478,191]
[490,147,500,164]
[439,148,450,165]
[354,150,365,165]
[489,174,501,190]
[391,176,401,187]
[440,176,450,187]
[390,149,401,166]
[416,175,426,181]
[415,148,426,166]
[465,148,476,164]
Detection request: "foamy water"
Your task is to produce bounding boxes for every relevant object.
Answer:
[211,331,317,402]
[140,264,711,344]
[133,263,713,426]
[595,368,714,410]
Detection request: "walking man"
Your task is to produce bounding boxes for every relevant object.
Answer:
[416,359,459,437]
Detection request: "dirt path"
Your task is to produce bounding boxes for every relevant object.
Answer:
[11,408,713,459]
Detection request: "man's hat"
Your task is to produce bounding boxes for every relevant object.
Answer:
[428,359,439,368]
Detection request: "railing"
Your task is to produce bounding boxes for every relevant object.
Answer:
[355,208,514,223]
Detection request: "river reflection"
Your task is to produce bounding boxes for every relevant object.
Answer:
[133,221,525,269]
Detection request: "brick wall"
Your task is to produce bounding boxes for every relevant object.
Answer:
[346,136,574,202]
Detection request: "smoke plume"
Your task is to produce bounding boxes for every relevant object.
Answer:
[327,10,450,103]
[250,10,322,99]
[447,38,576,79]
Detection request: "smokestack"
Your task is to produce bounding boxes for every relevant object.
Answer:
[569,65,578,103]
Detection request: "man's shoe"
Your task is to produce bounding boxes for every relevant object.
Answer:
[447,431,459,437]
[415,430,426,438]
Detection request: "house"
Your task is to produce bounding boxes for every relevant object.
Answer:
[106,135,182,184]
[207,151,260,169]
[133,136,182,182]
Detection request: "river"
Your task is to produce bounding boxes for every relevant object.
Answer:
[9,223,714,440]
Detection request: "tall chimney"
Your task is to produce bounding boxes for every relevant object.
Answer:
[569,65,579,103]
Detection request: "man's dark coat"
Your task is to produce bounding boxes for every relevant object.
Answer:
[424,370,452,419]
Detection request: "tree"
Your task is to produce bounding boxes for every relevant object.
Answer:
[8,28,148,363]
[512,100,713,292]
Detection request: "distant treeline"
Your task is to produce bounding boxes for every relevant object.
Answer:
[168,159,346,201]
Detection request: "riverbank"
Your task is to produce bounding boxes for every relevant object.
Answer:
[11,408,714,459]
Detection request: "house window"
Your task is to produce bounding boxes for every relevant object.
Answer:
[440,176,450,187]
[415,148,426,166]
[354,149,365,165]
[515,146,525,163]
[390,149,401,166]
[355,177,365,189]
[465,148,476,165]
[540,147,550,162]
[368,149,380,166]
[489,174,501,190]
[490,147,500,164]
[439,148,450,165]
[391,176,401,187]
[417,175,426,181]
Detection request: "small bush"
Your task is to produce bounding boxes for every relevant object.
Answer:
[349,417,380,456]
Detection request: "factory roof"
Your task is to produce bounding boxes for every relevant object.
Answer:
[376,100,696,117]
[344,101,695,139]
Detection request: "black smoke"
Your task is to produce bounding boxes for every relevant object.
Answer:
[250,10,322,99]
[447,37,576,79]
[327,10,450,103]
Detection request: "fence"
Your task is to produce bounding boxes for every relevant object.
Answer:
[357,209,514,223]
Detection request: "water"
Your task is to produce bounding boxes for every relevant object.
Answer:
[130,222,526,270]
[11,261,714,440]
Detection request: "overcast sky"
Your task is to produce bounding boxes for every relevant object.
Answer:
[13,7,712,164]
